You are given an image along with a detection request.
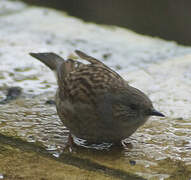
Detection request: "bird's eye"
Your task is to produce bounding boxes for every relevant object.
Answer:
[130,104,137,110]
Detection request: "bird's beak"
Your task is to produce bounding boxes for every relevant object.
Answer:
[150,109,165,117]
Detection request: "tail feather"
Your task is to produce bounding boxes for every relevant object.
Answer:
[75,50,121,79]
[75,50,105,66]
[29,52,64,71]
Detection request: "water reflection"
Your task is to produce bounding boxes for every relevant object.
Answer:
[73,135,113,150]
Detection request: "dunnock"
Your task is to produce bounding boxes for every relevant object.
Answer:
[30,50,164,146]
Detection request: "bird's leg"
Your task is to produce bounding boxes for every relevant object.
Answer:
[113,140,133,149]
[63,133,75,152]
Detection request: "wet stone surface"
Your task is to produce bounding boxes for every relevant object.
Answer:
[0,0,191,180]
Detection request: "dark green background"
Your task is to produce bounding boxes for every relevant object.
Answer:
[21,0,191,46]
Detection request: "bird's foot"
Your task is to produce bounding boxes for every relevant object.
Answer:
[121,140,133,149]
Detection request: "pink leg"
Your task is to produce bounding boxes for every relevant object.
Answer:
[64,133,74,152]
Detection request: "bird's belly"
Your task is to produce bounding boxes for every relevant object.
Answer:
[56,96,148,144]
[55,100,126,143]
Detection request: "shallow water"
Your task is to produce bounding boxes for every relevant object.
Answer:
[0,91,191,179]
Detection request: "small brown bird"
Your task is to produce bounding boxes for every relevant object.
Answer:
[30,50,164,147]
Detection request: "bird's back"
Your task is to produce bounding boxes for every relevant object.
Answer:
[62,64,125,103]
[56,50,126,105]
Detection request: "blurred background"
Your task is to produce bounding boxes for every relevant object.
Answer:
[19,0,191,46]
